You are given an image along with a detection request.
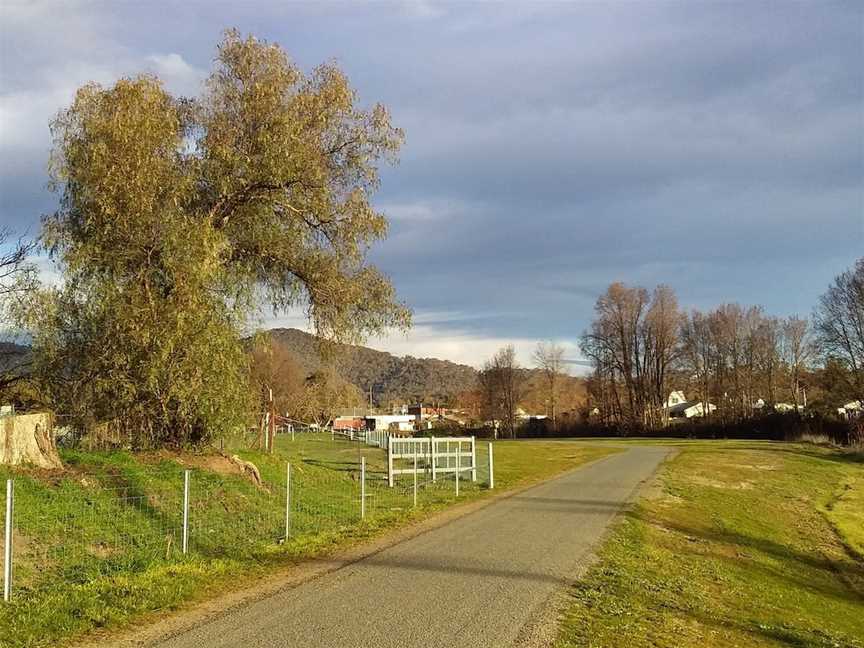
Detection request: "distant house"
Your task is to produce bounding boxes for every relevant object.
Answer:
[364,414,416,432]
[838,401,862,419]
[774,402,804,413]
[516,407,547,421]
[664,391,688,409]
[664,391,716,419]
[754,399,803,413]
[333,416,364,431]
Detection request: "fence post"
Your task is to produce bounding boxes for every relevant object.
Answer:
[360,456,366,519]
[471,436,477,482]
[3,479,13,602]
[455,444,460,497]
[182,470,190,555]
[431,435,437,482]
[413,446,418,507]
[285,462,291,539]
[488,442,495,489]
[388,439,394,487]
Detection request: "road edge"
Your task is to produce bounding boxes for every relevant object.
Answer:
[513,445,677,648]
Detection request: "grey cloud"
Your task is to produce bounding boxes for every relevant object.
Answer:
[0,0,861,351]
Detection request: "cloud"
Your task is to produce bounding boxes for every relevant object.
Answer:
[1,1,861,362]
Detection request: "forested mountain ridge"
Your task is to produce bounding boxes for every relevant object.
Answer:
[266,328,479,406]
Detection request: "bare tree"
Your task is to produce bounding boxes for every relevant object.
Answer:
[642,285,680,425]
[780,316,813,408]
[581,283,680,427]
[814,258,864,398]
[0,227,37,393]
[532,340,566,429]
[681,309,715,418]
[479,345,525,438]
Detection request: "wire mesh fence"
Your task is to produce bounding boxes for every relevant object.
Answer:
[1,434,495,603]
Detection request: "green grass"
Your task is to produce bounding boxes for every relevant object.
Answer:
[555,441,864,648]
[0,434,616,648]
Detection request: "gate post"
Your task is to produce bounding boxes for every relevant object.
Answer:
[413,446,418,507]
[430,436,437,482]
[455,444,461,497]
[360,456,367,519]
[285,462,291,539]
[3,479,13,602]
[388,439,394,487]
[471,436,477,482]
[488,442,494,489]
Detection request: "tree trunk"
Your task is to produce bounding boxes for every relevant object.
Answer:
[1,412,63,469]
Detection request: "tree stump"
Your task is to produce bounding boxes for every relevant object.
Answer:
[1,412,63,469]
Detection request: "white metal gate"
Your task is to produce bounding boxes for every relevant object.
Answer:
[387,436,476,487]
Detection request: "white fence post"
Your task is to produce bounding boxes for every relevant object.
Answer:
[3,479,12,602]
[360,456,367,519]
[455,443,460,497]
[471,436,477,482]
[488,442,494,489]
[388,439,394,487]
[413,446,418,507]
[182,470,190,555]
[285,462,291,539]
[431,436,437,482]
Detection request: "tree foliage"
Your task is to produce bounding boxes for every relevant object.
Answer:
[22,31,409,447]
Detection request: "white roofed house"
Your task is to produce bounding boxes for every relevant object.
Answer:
[664,391,717,420]
[838,401,862,419]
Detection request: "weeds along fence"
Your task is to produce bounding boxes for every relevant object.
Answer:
[1,434,495,603]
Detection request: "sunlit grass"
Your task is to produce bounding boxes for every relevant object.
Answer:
[555,441,864,648]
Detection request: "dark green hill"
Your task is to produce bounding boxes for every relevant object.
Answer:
[267,328,478,406]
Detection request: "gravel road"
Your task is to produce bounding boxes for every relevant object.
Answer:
[152,446,669,648]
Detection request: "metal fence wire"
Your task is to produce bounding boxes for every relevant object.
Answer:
[1,434,495,603]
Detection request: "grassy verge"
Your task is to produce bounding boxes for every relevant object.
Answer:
[0,435,617,648]
[555,441,864,648]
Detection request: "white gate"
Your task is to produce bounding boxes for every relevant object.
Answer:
[387,436,476,487]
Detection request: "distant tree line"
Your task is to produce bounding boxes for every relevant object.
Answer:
[581,258,863,434]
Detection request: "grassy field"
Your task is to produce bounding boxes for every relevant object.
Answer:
[555,441,864,648]
[0,434,617,648]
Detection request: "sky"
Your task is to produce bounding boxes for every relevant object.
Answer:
[1,1,862,369]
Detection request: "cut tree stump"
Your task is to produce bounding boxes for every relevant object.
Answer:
[1,412,63,469]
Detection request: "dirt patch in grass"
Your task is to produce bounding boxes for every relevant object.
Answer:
[690,475,754,490]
